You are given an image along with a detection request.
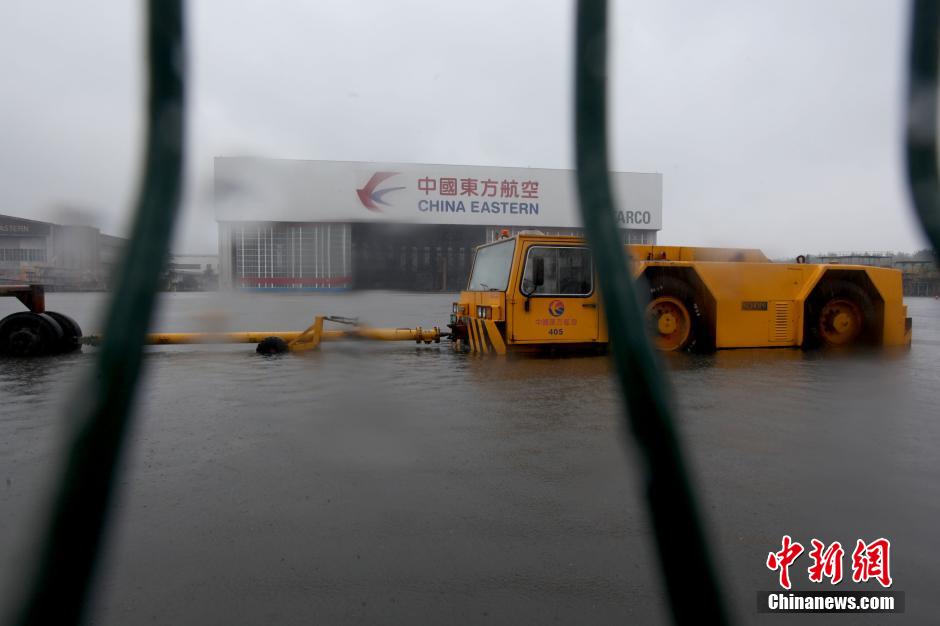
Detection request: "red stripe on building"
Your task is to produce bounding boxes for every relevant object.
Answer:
[235,276,352,287]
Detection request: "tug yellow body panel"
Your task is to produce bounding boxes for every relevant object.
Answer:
[451,235,911,354]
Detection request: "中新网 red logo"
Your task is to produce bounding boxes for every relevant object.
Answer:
[766,536,892,589]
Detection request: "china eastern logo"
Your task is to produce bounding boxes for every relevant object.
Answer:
[548,300,565,317]
[356,172,405,212]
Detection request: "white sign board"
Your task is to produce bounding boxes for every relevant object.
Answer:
[215,158,662,230]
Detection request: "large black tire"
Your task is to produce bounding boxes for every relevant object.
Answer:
[645,275,712,352]
[803,279,877,349]
[0,312,64,357]
[44,311,83,354]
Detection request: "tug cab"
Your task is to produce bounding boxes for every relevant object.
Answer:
[450,235,605,354]
[448,233,913,354]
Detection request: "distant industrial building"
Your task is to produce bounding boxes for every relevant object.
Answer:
[164,254,219,291]
[215,158,663,291]
[0,213,125,290]
[811,251,939,297]
[814,252,895,268]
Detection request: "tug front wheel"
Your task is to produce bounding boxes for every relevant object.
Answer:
[645,276,710,352]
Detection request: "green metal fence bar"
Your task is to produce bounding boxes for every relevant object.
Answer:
[12,2,186,624]
[15,1,934,624]
[573,1,730,623]
[906,0,940,259]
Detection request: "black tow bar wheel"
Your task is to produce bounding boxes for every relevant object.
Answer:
[256,336,290,355]
[0,312,64,357]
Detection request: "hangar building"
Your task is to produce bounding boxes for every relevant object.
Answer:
[215,158,662,291]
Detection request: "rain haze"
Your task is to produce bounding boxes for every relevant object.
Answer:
[3,3,940,624]
[0,1,928,258]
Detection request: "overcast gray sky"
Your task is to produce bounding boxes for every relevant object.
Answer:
[0,1,929,258]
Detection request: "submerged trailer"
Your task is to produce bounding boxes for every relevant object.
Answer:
[0,284,82,356]
[448,233,913,354]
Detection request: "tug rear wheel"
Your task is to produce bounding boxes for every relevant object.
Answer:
[44,311,83,353]
[804,279,876,349]
[0,312,64,357]
[818,298,863,346]
[645,276,709,352]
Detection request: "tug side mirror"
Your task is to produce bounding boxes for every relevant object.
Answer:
[532,256,544,288]
[522,256,545,311]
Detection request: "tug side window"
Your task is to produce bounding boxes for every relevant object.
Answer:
[522,246,593,296]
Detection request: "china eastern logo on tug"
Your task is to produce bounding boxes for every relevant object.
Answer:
[356,172,404,212]
[548,300,565,317]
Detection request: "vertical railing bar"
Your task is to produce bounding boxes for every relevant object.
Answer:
[573,1,730,623]
[906,0,940,260]
[11,2,186,624]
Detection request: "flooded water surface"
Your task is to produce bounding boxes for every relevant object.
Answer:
[2,291,939,624]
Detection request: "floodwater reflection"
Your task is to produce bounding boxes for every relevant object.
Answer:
[0,292,938,624]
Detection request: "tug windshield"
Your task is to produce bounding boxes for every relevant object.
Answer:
[467,239,515,291]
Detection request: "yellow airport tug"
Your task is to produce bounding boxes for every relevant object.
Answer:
[447,233,912,354]
[0,233,912,357]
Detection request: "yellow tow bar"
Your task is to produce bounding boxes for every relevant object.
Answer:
[82,316,445,354]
